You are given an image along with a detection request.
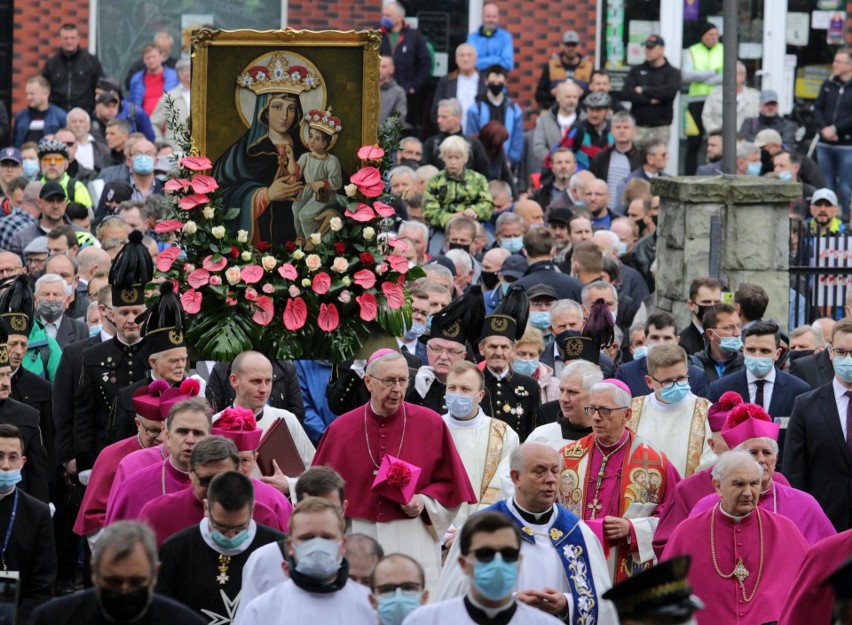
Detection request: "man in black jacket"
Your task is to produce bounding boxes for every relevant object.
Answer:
[589,111,643,210]
[41,24,104,114]
[815,48,852,218]
[688,303,745,384]
[618,35,681,146]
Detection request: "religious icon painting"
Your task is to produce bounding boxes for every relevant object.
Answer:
[191,28,379,245]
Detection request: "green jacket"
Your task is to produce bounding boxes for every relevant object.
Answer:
[25,321,62,381]
[422,169,494,229]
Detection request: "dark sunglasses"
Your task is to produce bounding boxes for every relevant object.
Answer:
[471,547,521,563]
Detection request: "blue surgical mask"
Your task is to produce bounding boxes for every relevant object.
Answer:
[446,393,475,418]
[529,310,550,330]
[472,554,519,601]
[22,159,39,178]
[294,537,342,579]
[0,469,22,492]
[632,346,648,360]
[617,241,627,257]
[660,380,690,404]
[425,315,433,333]
[132,154,155,175]
[377,589,423,625]
[380,17,394,29]
[835,356,852,383]
[210,528,250,550]
[500,283,510,296]
[718,335,743,354]
[778,170,792,182]
[744,355,774,377]
[89,324,102,337]
[500,236,524,253]
[747,162,762,176]
[403,321,426,341]
[513,358,539,377]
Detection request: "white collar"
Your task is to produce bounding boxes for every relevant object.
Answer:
[488,367,510,380]
[834,376,852,401]
[648,390,694,412]
[507,497,557,529]
[199,517,257,556]
[719,503,752,523]
[442,406,487,429]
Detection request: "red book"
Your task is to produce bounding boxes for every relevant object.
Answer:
[256,418,305,477]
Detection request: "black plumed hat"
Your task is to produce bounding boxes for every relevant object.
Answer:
[429,286,485,347]
[109,230,153,307]
[140,280,186,354]
[481,284,529,342]
[0,276,34,337]
[0,324,9,368]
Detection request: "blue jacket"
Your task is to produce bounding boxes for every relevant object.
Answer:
[12,104,67,148]
[128,67,179,113]
[295,360,336,445]
[466,96,525,165]
[466,27,514,72]
[117,100,155,142]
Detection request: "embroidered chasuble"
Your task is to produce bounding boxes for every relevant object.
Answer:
[628,393,713,477]
[663,505,808,625]
[558,430,680,581]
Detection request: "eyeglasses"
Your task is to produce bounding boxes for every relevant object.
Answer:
[834,349,852,358]
[209,517,250,534]
[374,582,423,598]
[41,156,66,165]
[195,473,216,487]
[584,405,629,418]
[371,377,412,389]
[427,344,466,357]
[469,547,521,563]
[143,427,163,439]
[649,375,689,389]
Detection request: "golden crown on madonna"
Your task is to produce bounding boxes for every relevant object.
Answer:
[236,51,322,96]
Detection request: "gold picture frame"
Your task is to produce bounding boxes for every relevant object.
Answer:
[190,28,380,243]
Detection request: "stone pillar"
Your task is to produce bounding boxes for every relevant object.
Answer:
[652,176,800,331]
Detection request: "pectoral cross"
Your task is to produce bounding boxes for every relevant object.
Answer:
[587,497,602,519]
[733,559,749,583]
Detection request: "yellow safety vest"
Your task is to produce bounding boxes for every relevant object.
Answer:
[687,42,724,97]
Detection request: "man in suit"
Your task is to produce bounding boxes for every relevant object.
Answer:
[784,316,852,531]
[709,321,810,417]
[617,311,709,398]
[678,276,723,355]
[33,273,88,349]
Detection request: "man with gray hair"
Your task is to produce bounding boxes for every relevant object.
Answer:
[422,98,489,176]
[397,136,423,165]
[527,360,603,449]
[312,349,476,591]
[436,442,617,623]
[34,272,88,348]
[30,521,206,624]
[67,107,109,172]
[388,165,416,200]
[559,379,678,580]
[431,43,486,130]
[398,219,429,265]
[663,449,809,625]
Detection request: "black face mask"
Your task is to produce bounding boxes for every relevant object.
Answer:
[694,305,713,322]
[487,83,504,96]
[448,242,471,254]
[481,270,499,290]
[98,586,153,623]
[788,349,814,362]
[651,214,658,227]
[633,217,647,237]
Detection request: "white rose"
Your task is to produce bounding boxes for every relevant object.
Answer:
[237,230,249,243]
[183,220,197,235]
[261,256,277,271]
[331,257,349,273]
[344,183,358,197]
[305,254,322,272]
[202,206,215,220]
[293,250,305,260]
[309,232,322,246]
[241,251,252,261]
[225,267,241,285]
[363,227,375,241]
[301,278,312,287]
[211,226,226,240]
[329,217,343,232]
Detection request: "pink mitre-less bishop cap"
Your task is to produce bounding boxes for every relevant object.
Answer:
[368,348,399,365]
[721,402,780,448]
[708,391,744,432]
[601,378,632,397]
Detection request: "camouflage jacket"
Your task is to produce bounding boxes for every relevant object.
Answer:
[422,168,494,229]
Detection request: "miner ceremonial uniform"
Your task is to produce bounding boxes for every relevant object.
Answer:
[478,287,539,442]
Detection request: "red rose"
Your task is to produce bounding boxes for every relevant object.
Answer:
[285,241,297,253]
[229,246,240,259]
[359,252,375,265]
[257,241,271,252]
[334,242,346,255]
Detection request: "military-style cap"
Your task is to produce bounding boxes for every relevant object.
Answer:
[0,276,34,338]
[555,330,601,364]
[429,286,485,347]
[481,284,528,342]
[109,229,153,307]
[603,556,704,619]
[0,325,9,368]
[140,280,186,355]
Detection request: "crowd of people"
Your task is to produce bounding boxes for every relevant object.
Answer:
[0,8,851,625]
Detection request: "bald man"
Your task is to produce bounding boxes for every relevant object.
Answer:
[514,200,544,228]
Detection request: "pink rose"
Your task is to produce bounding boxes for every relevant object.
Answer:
[262,283,275,294]
[331,257,349,273]
[183,263,195,273]
[226,297,238,307]
[338,290,352,304]
[261,255,277,271]
[288,285,301,298]
[225,267,241,285]
[305,254,322,272]
[245,287,258,301]
[209,275,222,286]
[375,263,388,275]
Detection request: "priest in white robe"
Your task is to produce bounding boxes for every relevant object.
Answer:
[436,442,618,625]
[443,360,519,532]
[628,344,713,477]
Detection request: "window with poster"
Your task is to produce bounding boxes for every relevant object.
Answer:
[597,0,662,92]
